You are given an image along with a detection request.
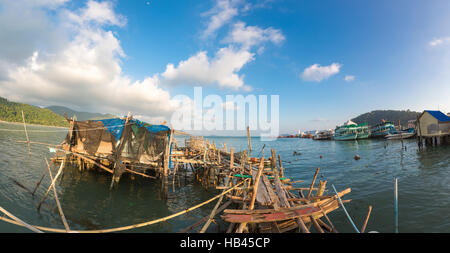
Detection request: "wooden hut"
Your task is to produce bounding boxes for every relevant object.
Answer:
[416,110,450,147]
[60,115,172,186]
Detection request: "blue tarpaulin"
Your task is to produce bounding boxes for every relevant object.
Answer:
[94,118,170,140]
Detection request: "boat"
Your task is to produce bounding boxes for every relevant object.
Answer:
[385,128,416,140]
[370,120,396,138]
[334,120,370,140]
[313,129,334,140]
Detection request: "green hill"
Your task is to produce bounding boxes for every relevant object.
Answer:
[352,110,421,127]
[0,97,69,127]
[46,105,117,121]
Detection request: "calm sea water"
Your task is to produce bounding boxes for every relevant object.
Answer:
[0,122,449,233]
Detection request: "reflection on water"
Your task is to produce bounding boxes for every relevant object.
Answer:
[0,122,449,232]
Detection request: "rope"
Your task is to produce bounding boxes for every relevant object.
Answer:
[0,179,248,233]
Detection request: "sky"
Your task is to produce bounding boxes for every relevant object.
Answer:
[0,0,449,135]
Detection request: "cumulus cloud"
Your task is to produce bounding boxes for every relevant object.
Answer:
[163,20,284,90]
[301,63,342,82]
[66,0,126,27]
[224,21,285,50]
[0,0,183,121]
[344,75,355,82]
[429,37,450,47]
[162,47,254,89]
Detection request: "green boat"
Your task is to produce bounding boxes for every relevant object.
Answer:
[334,120,369,140]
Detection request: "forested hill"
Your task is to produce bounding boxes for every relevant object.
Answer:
[352,110,421,127]
[46,106,116,121]
[0,97,69,127]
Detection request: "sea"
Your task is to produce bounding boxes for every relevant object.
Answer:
[0,122,449,233]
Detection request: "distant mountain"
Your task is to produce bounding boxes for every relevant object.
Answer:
[352,110,421,127]
[46,105,116,121]
[0,97,68,127]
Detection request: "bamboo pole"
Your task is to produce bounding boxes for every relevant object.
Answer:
[307,168,320,198]
[0,179,249,233]
[237,157,264,233]
[21,110,31,153]
[278,154,283,178]
[45,158,70,232]
[246,126,252,153]
[394,178,398,233]
[38,156,66,211]
[271,149,278,176]
[178,200,232,233]
[249,157,265,210]
[199,193,225,233]
[0,206,43,233]
[31,172,46,196]
[311,217,324,233]
[360,205,372,233]
[332,184,360,233]
[229,147,234,170]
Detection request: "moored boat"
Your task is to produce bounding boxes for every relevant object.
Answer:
[370,120,396,138]
[313,129,334,140]
[385,128,416,140]
[334,120,369,140]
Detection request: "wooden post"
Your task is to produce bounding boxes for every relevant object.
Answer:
[249,157,265,210]
[271,149,278,176]
[361,205,373,233]
[110,112,132,189]
[38,156,66,211]
[246,126,252,153]
[45,158,70,232]
[278,154,283,178]
[229,147,234,170]
[21,110,31,153]
[164,128,174,177]
[307,168,320,198]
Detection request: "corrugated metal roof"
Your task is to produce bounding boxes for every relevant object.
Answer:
[425,110,450,122]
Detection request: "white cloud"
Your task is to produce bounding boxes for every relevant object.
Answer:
[344,75,355,82]
[66,0,126,27]
[163,21,284,90]
[0,0,183,121]
[202,0,241,38]
[224,21,285,49]
[162,47,254,89]
[429,37,450,47]
[301,63,342,82]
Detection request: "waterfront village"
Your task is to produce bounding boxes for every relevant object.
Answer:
[279,110,450,147]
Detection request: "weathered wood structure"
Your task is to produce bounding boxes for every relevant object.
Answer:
[54,115,173,188]
[2,114,366,233]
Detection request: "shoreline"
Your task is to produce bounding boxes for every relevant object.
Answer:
[0,120,68,129]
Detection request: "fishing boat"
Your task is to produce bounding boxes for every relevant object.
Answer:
[370,120,396,138]
[385,128,416,140]
[313,130,334,140]
[334,120,370,140]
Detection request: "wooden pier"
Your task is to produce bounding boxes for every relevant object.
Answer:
[0,115,367,233]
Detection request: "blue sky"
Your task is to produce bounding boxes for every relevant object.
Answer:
[0,0,449,134]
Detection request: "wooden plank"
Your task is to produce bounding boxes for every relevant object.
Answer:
[223,188,351,215]
[273,174,290,208]
[222,206,321,223]
[261,174,280,208]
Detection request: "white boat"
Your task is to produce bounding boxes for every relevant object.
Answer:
[313,130,334,140]
[385,132,415,140]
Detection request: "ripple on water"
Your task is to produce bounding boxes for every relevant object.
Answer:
[0,125,449,232]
